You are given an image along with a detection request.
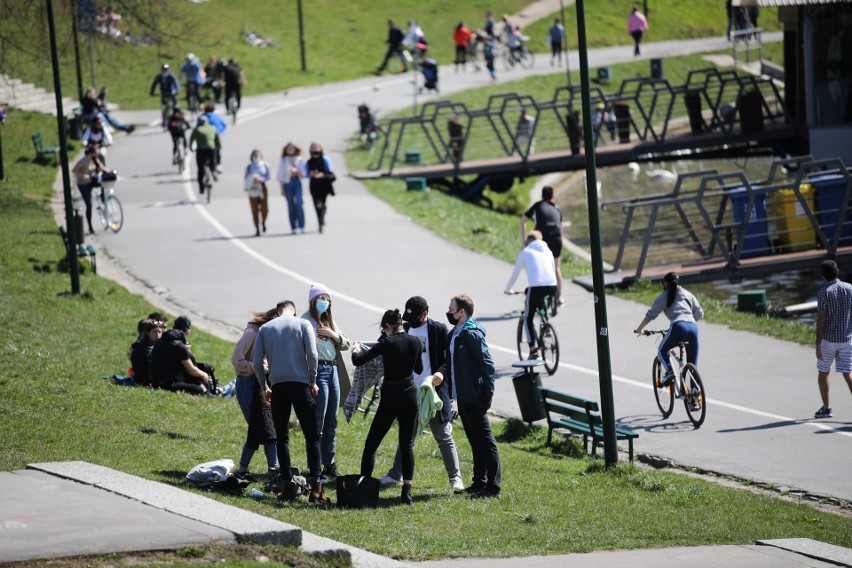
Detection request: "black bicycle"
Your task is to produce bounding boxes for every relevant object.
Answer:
[511,290,559,375]
[201,161,214,203]
[642,330,706,427]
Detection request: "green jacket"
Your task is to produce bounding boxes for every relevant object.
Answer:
[416,379,443,436]
[190,124,221,151]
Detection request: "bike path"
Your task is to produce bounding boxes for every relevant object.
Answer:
[66,33,851,507]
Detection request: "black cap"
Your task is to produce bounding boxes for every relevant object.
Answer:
[402,296,428,323]
[174,315,192,331]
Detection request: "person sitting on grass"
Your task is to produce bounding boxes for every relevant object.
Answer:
[129,319,165,387]
[148,315,212,395]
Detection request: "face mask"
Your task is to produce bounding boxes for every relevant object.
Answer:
[315,299,330,314]
[252,158,260,165]
[311,152,321,158]
[446,310,460,325]
[408,315,426,328]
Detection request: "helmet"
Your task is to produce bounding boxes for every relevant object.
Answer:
[162,63,170,70]
[186,53,195,62]
[595,101,605,110]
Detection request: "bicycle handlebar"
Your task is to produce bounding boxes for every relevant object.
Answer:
[640,330,666,336]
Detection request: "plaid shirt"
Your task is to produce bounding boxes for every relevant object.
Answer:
[817,279,852,343]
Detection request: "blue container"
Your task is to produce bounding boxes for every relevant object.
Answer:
[811,174,852,246]
[729,187,769,258]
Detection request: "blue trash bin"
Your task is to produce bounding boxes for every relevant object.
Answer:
[811,174,852,247]
[728,187,769,258]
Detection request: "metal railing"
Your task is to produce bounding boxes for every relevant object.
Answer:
[371,68,790,175]
[601,156,852,279]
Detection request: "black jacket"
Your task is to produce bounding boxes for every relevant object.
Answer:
[405,318,453,423]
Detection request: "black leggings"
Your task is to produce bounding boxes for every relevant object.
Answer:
[195,148,216,192]
[455,45,467,65]
[361,381,418,481]
[524,285,557,346]
[77,182,95,232]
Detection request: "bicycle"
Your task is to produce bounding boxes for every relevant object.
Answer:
[502,38,535,70]
[160,98,174,130]
[510,289,559,375]
[226,92,238,124]
[641,330,706,427]
[93,171,123,232]
[201,160,214,204]
[186,82,201,116]
[172,137,186,173]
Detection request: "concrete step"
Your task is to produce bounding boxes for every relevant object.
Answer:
[0,74,76,116]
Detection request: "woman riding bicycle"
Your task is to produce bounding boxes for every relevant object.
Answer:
[504,230,557,359]
[634,272,704,385]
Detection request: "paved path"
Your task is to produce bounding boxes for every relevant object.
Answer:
[57,32,852,511]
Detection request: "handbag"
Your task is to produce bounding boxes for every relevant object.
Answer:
[335,474,380,508]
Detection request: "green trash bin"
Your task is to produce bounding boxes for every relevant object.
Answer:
[404,150,422,164]
[737,290,767,314]
[406,177,427,191]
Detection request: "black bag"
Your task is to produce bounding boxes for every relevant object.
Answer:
[335,475,380,509]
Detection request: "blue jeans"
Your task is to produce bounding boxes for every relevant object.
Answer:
[658,321,700,373]
[314,363,339,466]
[283,179,305,231]
[235,376,278,470]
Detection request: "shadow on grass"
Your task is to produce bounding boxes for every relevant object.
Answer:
[497,417,586,459]
[140,427,193,441]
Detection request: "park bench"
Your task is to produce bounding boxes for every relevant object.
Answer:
[32,132,60,164]
[538,386,638,462]
[59,225,96,273]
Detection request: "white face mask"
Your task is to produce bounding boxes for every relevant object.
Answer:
[252,158,261,165]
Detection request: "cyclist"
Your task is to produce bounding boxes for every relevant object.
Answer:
[149,63,180,110]
[633,272,704,387]
[504,230,558,359]
[199,102,226,172]
[181,53,205,110]
[223,58,245,114]
[167,107,191,163]
[189,114,221,195]
[521,185,565,307]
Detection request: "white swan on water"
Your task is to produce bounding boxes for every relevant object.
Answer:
[645,166,678,182]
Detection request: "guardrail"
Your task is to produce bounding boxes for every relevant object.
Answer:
[600,156,852,279]
[371,68,790,175]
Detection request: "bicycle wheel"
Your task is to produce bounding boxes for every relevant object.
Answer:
[516,317,532,360]
[203,166,213,203]
[176,145,186,173]
[519,48,535,69]
[105,195,123,232]
[652,357,674,418]
[96,196,108,231]
[682,363,706,428]
[228,96,238,124]
[540,322,559,375]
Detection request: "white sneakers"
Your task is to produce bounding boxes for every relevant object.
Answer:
[450,477,464,491]
[380,474,402,487]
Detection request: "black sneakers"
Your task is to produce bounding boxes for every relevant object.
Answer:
[322,462,341,480]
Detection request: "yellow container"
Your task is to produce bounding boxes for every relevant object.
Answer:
[767,184,815,253]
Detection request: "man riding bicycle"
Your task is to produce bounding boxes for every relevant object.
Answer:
[504,231,558,359]
[189,115,221,195]
[167,107,191,161]
[223,58,245,114]
[150,63,180,109]
[181,53,205,110]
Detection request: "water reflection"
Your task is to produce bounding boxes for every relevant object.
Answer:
[558,156,824,313]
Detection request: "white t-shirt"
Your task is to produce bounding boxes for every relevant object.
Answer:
[408,323,432,387]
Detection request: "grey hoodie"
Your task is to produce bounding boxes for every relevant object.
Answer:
[253,315,318,389]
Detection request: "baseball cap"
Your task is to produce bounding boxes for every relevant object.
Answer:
[402,296,428,323]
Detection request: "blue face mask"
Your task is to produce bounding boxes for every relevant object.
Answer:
[315,299,330,314]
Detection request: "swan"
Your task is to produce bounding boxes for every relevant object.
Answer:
[627,162,640,173]
[645,166,677,182]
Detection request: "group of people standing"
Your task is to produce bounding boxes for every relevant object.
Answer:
[233,286,501,505]
[238,143,336,237]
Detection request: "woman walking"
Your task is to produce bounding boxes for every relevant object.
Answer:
[353,309,423,505]
[276,142,306,234]
[231,302,284,484]
[71,145,105,234]
[302,283,350,482]
[634,272,704,389]
[305,143,335,234]
[243,149,270,237]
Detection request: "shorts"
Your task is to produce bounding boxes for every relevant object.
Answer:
[542,234,562,258]
[817,340,852,373]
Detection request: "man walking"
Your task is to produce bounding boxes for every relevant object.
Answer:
[375,19,407,75]
[814,260,852,418]
[253,300,328,503]
[380,296,464,492]
[433,294,500,498]
[520,185,565,308]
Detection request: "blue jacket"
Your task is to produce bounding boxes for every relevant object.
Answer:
[436,319,495,406]
[202,111,227,135]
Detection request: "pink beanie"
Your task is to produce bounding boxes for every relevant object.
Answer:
[308,283,331,304]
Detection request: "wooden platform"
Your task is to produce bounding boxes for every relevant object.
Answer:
[572,245,852,291]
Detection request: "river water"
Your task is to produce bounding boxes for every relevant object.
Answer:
[555,156,822,319]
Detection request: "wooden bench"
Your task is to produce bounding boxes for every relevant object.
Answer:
[59,225,96,273]
[538,386,638,462]
[32,132,60,164]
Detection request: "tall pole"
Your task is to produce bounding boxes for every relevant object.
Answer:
[297,0,306,71]
[560,0,571,86]
[70,0,84,100]
[575,0,617,466]
[47,0,81,294]
[88,30,96,88]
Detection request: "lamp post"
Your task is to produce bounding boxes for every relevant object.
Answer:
[575,0,617,467]
[47,0,81,294]
[297,0,306,71]
[560,0,571,86]
[0,106,6,181]
[70,0,84,101]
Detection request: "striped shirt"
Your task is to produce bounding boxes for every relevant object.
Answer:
[817,279,852,343]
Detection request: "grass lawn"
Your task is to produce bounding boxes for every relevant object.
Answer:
[4,1,780,111]
[1,110,848,563]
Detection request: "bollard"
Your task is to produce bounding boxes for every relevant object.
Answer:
[73,209,85,244]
